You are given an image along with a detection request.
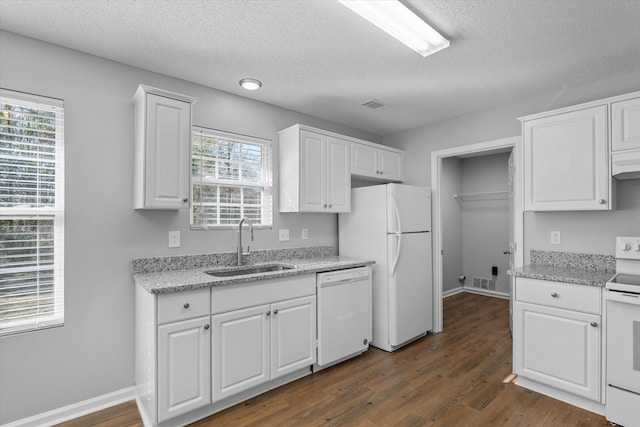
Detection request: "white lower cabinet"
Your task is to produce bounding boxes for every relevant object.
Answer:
[212,295,316,402]
[513,278,603,406]
[270,296,317,378]
[212,304,270,400]
[136,273,320,426]
[158,316,211,422]
[514,302,600,401]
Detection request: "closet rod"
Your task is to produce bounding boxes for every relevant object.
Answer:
[453,190,511,200]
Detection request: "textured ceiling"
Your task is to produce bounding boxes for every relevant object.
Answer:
[1,0,640,136]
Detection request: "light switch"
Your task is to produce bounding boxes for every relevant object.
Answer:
[301,228,308,240]
[169,231,181,248]
[279,229,290,241]
[550,231,561,245]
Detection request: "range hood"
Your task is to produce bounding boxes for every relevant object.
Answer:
[612,149,640,180]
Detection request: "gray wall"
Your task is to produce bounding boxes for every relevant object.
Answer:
[440,157,462,292]
[0,31,382,424]
[461,153,510,294]
[384,69,640,259]
[441,153,511,295]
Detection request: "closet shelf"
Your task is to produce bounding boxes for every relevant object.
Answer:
[453,190,511,200]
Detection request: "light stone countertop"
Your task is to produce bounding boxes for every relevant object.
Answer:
[507,264,615,287]
[134,256,375,294]
[507,249,616,287]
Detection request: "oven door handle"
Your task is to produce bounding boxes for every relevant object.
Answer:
[607,290,640,305]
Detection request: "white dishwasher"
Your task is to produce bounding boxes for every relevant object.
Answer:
[316,266,372,369]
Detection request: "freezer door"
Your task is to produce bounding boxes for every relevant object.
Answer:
[388,232,433,346]
[387,184,431,233]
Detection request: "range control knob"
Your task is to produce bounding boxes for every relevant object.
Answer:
[633,243,640,252]
[621,242,631,251]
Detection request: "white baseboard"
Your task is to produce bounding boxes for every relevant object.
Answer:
[443,287,509,300]
[460,287,509,300]
[3,386,137,427]
[442,286,464,298]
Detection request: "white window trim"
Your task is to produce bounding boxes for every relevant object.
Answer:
[0,88,64,336]
[190,126,273,229]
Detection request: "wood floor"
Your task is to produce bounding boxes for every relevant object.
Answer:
[56,293,610,426]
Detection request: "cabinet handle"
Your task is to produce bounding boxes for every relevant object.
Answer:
[328,204,332,208]
[183,303,190,309]
[182,198,189,203]
[598,199,606,204]
[266,311,271,316]
[590,322,598,327]
[204,324,210,330]
[323,204,328,208]
[273,309,279,315]
[550,292,558,298]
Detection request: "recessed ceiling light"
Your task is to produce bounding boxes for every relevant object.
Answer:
[338,0,449,57]
[239,78,262,91]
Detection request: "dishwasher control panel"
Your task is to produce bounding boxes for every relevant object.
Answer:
[316,266,370,285]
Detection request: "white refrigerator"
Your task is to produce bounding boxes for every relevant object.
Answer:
[339,183,432,352]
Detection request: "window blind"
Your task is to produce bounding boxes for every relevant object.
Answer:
[191,127,272,228]
[0,89,64,335]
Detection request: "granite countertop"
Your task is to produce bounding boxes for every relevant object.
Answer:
[507,250,616,287]
[507,264,614,287]
[134,256,375,294]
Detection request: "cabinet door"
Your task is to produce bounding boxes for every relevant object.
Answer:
[351,142,378,178]
[326,137,350,213]
[299,130,327,211]
[271,296,316,379]
[611,97,640,151]
[379,149,404,182]
[514,302,600,401]
[157,317,211,422]
[144,93,191,209]
[523,105,610,211]
[212,305,270,402]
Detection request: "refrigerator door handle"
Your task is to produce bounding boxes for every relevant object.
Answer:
[389,189,402,234]
[391,233,402,277]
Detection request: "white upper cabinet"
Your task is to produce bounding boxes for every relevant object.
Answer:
[522,105,611,211]
[351,141,404,182]
[611,96,640,151]
[279,124,405,213]
[279,125,350,213]
[132,85,196,210]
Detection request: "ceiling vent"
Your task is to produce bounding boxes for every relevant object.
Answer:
[361,99,387,111]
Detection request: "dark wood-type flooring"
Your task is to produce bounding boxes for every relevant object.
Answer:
[56,293,610,426]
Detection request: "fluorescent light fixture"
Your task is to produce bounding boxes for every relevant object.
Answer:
[338,0,449,57]
[239,78,262,90]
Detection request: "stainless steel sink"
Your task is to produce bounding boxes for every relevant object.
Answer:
[204,264,294,277]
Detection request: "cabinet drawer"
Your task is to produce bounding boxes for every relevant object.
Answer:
[515,278,601,314]
[157,287,210,324]
[211,274,315,314]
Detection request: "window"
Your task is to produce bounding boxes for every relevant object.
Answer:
[191,127,272,228]
[0,89,64,336]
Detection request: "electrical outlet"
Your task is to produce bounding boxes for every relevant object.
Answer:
[279,229,290,241]
[301,228,308,240]
[550,231,561,245]
[169,231,181,248]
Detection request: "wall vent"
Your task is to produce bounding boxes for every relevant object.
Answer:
[472,277,496,291]
[361,99,386,111]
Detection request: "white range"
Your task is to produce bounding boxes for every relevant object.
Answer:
[606,236,640,427]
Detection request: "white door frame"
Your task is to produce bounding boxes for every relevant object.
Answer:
[430,136,524,333]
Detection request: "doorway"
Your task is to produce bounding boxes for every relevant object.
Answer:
[430,136,524,333]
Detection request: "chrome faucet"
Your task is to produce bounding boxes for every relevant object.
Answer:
[237,218,254,265]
